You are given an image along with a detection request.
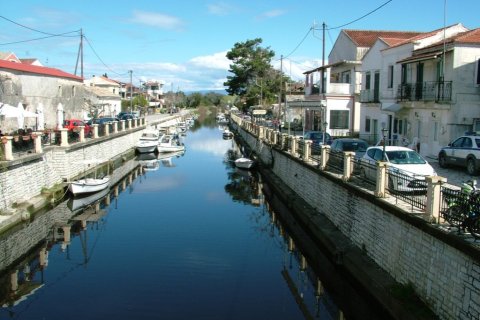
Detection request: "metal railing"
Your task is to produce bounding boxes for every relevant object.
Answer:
[397,81,452,102]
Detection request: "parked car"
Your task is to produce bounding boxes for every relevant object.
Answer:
[438,135,480,175]
[63,119,92,137]
[359,146,436,192]
[303,131,333,146]
[87,117,119,126]
[118,113,135,121]
[328,138,369,170]
[118,112,139,119]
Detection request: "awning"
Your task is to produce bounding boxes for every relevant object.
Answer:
[396,51,442,64]
[382,103,403,112]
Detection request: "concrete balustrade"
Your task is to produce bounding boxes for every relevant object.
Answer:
[33,132,42,153]
[1,136,14,160]
[93,124,99,139]
[60,128,68,147]
[342,152,355,182]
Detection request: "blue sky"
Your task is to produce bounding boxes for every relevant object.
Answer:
[1,0,479,92]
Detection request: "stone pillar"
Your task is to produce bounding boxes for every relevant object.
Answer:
[290,137,297,156]
[1,136,13,160]
[113,121,118,133]
[62,226,71,249]
[375,162,388,197]
[10,270,18,291]
[272,131,278,145]
[39,247,48,268]
[105,123,110,136]
[60,128,69,147]
[32,132,42,153]
[93,124,99,139]
[343,152,355,181]
[78,126,85,142]
[127,119,132,129]
[304,140,312,161]
[120,120,126,131]
[426,176,447,223]
[320,145,330,170]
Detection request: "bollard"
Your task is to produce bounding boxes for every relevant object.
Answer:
[320,145,330,170]
[78,126,85,142]
[60,128,69,147]
[93,124,99,139]
[32,132,43,153]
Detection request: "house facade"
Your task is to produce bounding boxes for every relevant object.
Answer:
[0,59,87,132]
[359,23,480,157]
[301,30,423,137]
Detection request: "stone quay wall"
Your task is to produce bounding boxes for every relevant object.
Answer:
[0,115,181,212]
[0,158,140,273]
[232,122,480,320]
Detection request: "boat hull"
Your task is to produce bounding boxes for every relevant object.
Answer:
[235,158,254,169]
[136,141,158,153]
[69,177,110,195]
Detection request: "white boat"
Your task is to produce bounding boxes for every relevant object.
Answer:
[69,176,110,195]
[157,134,185,153]
[223,129,234,138]
[234,157,254,169]
[69,160,111,196]
[67,187,110,213]
[135,130,160,153]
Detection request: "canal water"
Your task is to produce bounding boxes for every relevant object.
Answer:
[0,122,390,319]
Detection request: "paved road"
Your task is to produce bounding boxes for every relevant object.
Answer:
[427,157,477,187]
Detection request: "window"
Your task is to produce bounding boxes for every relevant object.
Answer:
[330,110,349,129]
[387,65,394,88]
[401,64,408,84]
[365,117,371,132]
[365,72,371,90]
[476,59,480,85]
[342,71,351,83]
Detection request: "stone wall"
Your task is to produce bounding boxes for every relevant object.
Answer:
[234,123,480,320]
[0,115,181,211]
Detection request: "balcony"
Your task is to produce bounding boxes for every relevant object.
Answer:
[360,89,380,103]
[397,81,452,102]
[305,83,355,96]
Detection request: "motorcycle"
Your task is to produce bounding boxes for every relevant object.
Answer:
[442,180,480,240]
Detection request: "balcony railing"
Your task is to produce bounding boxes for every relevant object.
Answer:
[360,89,380,103]
[397,81,452,102]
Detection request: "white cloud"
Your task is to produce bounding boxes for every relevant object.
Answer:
[188,51,230,70]
[130,10,184,31]
[256,9,286,20]
[207,2,235,16]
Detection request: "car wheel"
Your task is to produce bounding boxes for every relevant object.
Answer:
[467,158,478,175]
[438,153,448,168]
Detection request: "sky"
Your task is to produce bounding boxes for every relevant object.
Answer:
[1,0,479,92]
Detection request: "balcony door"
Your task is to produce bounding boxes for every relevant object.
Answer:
[415,63,424,100]
[374,72,380,102]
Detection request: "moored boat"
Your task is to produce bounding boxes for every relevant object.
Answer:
[69,176,110,195]
[234,157,254,169]
[136,130,161,153]
[157,134,185,153]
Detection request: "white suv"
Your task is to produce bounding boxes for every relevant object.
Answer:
[438,135,480,175]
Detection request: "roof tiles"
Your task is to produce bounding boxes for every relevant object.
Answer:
[0,59,83,81]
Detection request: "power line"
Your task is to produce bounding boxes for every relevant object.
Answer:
[0,30,80,46]
[282,26,313,59]
[0,15,80,37]
[318,0,393,31]
[83,36,129,77]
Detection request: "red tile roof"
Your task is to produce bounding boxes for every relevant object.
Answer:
[412,28,480,52]
[343,30,424,47]
[0,59,83,81]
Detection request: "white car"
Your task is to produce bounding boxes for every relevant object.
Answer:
[359,146,436,192]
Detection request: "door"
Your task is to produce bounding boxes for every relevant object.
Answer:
[374,72,380,102]
[415,63,424,100]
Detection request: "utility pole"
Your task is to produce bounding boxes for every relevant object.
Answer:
[129,70,133,113]
[74,28,84,78]
[322,22,326,94]
[279,55,283,124]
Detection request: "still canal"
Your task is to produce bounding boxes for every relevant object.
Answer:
[0,122,390,319]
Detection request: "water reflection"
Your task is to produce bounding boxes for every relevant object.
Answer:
[0,125,387,319]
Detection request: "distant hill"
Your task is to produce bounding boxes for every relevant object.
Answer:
[184,89,227,95]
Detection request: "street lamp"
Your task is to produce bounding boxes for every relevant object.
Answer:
[323,121,328,145]
[381,128,388,160]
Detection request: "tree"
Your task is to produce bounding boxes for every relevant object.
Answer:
[224,38,292,113]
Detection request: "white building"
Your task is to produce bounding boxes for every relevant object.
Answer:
[359,23,480,157]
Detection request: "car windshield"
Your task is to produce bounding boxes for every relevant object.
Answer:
[307,132,329,139]
[386,150,426,164]
[343,141,368,152]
